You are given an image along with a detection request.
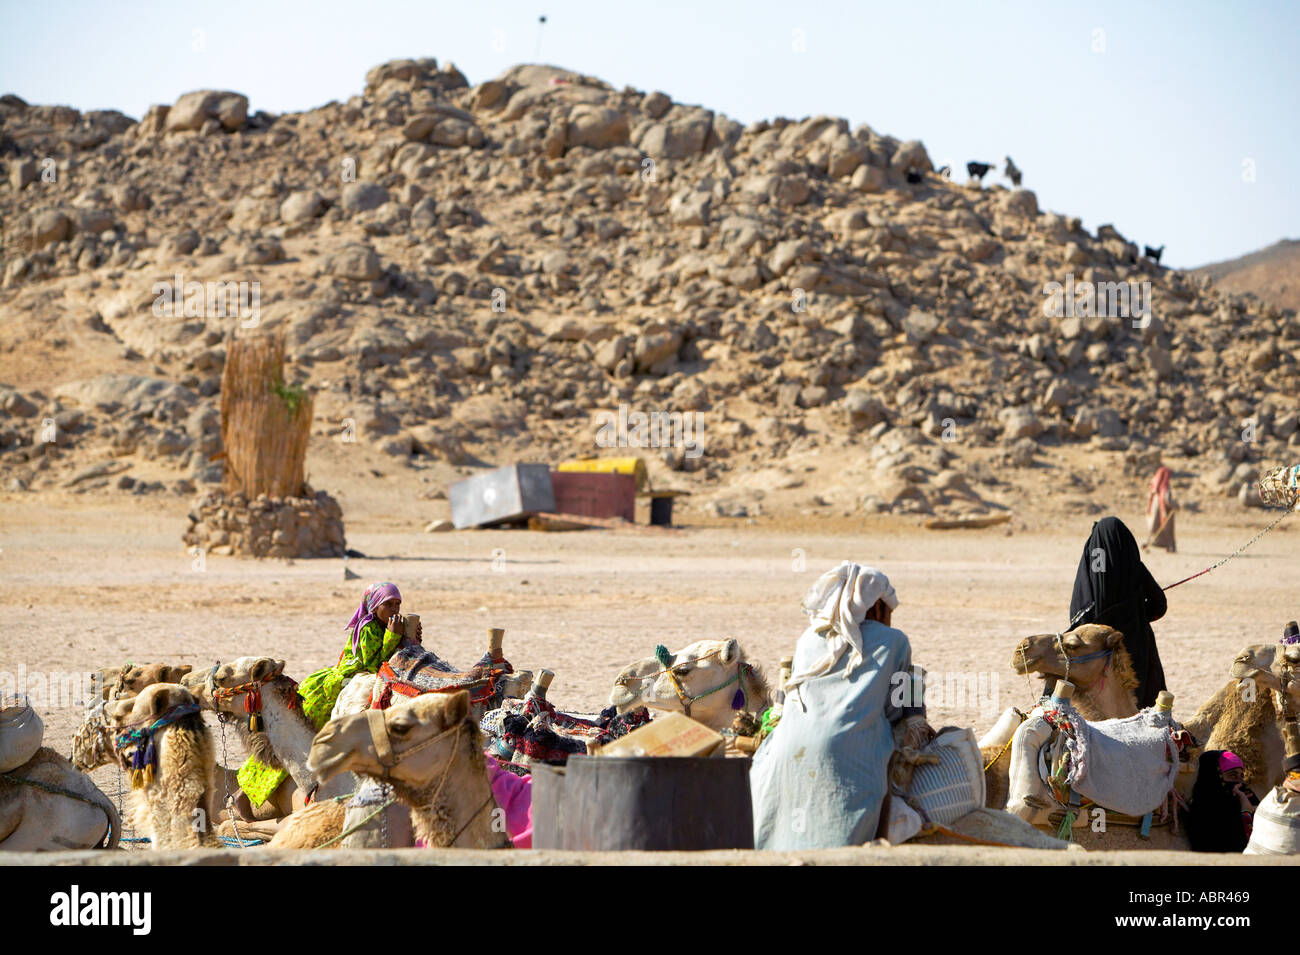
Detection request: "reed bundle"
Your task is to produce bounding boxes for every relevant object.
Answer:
[219,335,312,499]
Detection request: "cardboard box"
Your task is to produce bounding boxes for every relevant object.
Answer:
[588,712,724,758]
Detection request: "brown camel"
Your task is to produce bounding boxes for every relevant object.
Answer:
[307,690,510,849]
[73,662,197,772]
[996,625,1288,796]
[185,656,356,841]
[106,684,221,849]
[608,638,772,732]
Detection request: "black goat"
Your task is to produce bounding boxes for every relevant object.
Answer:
[967,161,993,182]
[1144,244,1165,264]
[905,168,923,184]
[1003,156,1022,187]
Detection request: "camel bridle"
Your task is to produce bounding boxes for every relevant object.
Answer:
[618,646,752,718]
[362,708,496,847]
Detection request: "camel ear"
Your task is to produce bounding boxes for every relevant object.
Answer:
[443,690,470,726]
[177,665,193,677]
[275,659,286,676]
[252,659,275,682]
[720,638,740,666]
[1106,629,1125,649]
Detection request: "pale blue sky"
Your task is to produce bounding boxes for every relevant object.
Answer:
[2,0,1295,268]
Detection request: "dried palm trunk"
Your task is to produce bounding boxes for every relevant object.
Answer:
[219,335,312,499]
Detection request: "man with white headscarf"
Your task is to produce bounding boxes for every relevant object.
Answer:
[750,561,932,849]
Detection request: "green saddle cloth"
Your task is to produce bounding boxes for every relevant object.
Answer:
[237,756,290,808]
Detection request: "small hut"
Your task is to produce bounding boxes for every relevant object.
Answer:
[182,335,345,558]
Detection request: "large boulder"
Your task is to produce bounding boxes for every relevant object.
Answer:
[340,181,390,215]
[327,244,382,281]
[165,91,249,132]
[54,374,195,412]
[566,105,629,149]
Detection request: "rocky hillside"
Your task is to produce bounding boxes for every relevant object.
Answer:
[1194,239,1300,314]
[1,58,1296,522]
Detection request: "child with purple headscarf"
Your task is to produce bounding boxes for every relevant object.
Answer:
[299,582,414,729]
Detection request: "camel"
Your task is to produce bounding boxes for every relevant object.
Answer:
[106,683,221,849]
[185,656,355,841]
[609,638,772,732]
[90,663,194,704]
[73,662,196,772]
[988,625,1290,803]
[307,690,511,849]
[1,697,120,851]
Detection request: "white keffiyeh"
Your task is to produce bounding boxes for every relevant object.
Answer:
[785,561,898,692]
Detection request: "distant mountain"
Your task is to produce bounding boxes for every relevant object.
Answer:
[1195,239,1300,312]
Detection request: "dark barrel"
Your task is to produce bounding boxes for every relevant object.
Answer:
[649,496,674,526]
[531,756,753,850]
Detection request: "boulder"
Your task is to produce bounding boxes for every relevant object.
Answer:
[280,190,325,223]
[327,244,382,281]
[341,181,390,214]
[566,105,630,149]
[165,91,248,132]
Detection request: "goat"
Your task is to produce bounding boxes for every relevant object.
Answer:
[1144,244,1165,264]
[967,161,993,183]
[905,168,924,184]
[936,164,952,179]
[1004,156,1022,187]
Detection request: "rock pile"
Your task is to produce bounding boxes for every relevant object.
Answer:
[182,487,345,558]
[2,57,1296,521]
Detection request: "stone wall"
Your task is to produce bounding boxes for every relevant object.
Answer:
[182,486,345,558]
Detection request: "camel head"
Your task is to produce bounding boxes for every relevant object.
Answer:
[608,638,771,730]
[1011,625,1133,690]
[1231,643,1300,716]
[308,690,477,791]
[183,656,286,710]
[96,663,194,701]
[106,682,199,728]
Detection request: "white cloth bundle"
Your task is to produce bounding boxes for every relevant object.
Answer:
[786,561,898,693]
[1063,706,1180,817]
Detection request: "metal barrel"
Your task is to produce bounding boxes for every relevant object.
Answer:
[531,755,754,851]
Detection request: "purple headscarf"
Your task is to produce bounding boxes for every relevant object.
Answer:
[346,582,401,654]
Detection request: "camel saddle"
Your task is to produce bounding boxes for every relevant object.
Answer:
[373,643,512,710]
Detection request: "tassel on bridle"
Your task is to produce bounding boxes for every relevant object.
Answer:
[245,688,264,733]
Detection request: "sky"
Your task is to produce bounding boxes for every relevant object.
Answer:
[1,0,1295,268]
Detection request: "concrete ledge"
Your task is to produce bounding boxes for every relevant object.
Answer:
[3,846,1294,865]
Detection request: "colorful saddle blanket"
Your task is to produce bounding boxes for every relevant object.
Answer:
[483,697,652,767]
[373,644,513,710]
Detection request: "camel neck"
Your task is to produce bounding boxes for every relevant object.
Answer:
[259,690,349,799]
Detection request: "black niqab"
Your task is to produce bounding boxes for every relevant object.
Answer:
[1185,750,1249,852]
[1067,516,1167,708]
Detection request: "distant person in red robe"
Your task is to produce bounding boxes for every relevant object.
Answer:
[1145,465,1176,553]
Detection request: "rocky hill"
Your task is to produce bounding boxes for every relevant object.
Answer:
[1194,239,1300,314]
[1,58,1296,523]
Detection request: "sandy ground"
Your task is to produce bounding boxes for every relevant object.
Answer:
[2,474,1297,860]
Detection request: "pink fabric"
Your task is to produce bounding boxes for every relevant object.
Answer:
[1219,751,1244,772]
[411,757,533,849]
[345,582,401,655]
[486,756,533,848]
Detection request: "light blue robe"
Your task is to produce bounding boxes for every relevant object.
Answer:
[750,619,914,850]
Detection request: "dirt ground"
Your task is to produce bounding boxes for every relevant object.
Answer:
[2,459,1297,860]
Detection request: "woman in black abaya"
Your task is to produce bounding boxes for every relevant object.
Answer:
[1065,516,1168,708]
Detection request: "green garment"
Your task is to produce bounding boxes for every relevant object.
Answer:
[298,619,402,729]
[237,756,290,808]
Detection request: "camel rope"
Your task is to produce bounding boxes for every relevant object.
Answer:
[1160,508,1292,592]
